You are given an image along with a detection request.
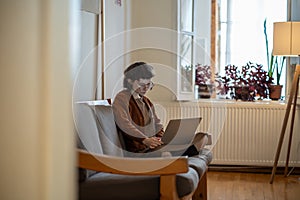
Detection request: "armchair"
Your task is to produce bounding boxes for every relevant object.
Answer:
[75,100,212,200]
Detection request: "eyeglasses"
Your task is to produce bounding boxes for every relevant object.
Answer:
[137,81,154,89]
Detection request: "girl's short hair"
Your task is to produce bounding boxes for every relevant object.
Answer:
[123,62,155,89]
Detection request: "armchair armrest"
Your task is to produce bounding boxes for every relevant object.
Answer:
[78,149,192,199]
[78,149,189,175]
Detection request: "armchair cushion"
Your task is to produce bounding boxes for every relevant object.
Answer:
[79,167,199,200]
[93,105,124,157]
[188,149,212,178]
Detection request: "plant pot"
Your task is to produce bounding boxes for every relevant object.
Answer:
[197,84,213,98]
[233,86,254,101]
[269,85,283,100]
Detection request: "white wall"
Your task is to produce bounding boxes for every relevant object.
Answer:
[127,0,178,101]
[0,0,76,199]
[73,1,99,101]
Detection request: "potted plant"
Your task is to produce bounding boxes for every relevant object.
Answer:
[267,55,285,100]
[195,64,214,98]
[215,62,273,101]
[264,19,285,100]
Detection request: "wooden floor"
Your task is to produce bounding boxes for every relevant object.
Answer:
[207,171,300,200]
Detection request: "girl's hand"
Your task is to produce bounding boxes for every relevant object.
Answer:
[142,137,163,149]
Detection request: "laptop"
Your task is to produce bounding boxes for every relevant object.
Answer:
[148,117,202,152]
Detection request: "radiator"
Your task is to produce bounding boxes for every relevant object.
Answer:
[155,100,300,167]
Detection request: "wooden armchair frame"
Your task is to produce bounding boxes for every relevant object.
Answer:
[78,149,207,200]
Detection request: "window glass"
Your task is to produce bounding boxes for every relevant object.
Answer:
[179,0,195,94]
[180,0,193,32]
[219,0,287,78]
[178,0,210,99]
[180,34,193,92]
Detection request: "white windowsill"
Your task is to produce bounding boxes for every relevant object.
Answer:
[155,98,288,109]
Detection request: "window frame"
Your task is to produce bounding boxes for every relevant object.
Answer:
[177,0,197,100]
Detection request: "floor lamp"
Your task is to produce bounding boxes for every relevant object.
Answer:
[270,21,300,184]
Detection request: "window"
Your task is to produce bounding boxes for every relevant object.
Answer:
[178,0,288,100]
[178,0,195,94]
[178,0,287,100]
[177,0,211,100]
[218,0,287,93]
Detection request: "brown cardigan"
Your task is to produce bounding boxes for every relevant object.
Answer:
[112,89,164,153]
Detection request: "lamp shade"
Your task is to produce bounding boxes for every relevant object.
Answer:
[273,22,300,56]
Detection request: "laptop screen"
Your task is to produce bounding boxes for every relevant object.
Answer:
[161,117,202,145]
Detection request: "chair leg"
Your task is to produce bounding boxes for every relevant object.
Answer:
[160,175,180,200]
[192,171,207,200]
